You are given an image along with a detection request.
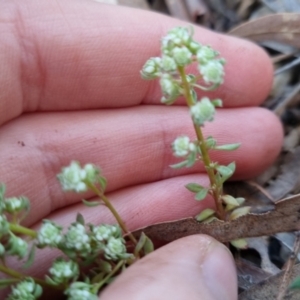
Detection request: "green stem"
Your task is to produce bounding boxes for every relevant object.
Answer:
[93,260,124,292]
[87,183,137,245]
[9,224,37,239]
[177,66,225,220]
[0,263,61,289]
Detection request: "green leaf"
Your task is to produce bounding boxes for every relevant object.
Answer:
[185,183,205,193]
[0,183,6,201]
[186,151,196,167]
[0,278,19,289]
[143,235,154,255]
[134,232,147,254]
[190,88,197,104]
[98,260,112,273]
[76,213,85,225]
[290,277,300,290]
[216,162,236,183]
[170,160,188,169]
[222,195,239,207]
[214,143,240,151]
[230,206,251,220]
[82,199,102,207]
[230,238,248,249]
[195,188,208,201]
[99,176,107,191]
[211,99,223,107]
[196,208,215,222]
[22,244,36,269]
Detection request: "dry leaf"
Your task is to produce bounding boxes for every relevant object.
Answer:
[239,263,300,300]
[266,146,300,201]
[229,13,300,48]
[133,194,300,243]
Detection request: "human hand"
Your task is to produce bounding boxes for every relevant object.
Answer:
[0,0,282,299]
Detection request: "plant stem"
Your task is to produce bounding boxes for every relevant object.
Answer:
[0,263,60,289]
[87,183,137,245]
[9,224,37,238]
[178,66,225,220]
[93,260,124,292]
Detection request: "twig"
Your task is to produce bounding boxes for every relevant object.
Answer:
[277,231,300,300]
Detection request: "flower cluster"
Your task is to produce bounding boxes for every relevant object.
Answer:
[65,282,98,300]
[90,224,128,260]
[37,220,63,248]
[57,161,100,193]
[141,27,225,105]
[47,258,79,285]
[7,278,42,300]
[172,136,196,157]
[60,222,92,258]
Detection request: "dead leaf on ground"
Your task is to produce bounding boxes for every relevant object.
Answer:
[239,263,300,300]
[229,13,300,48]
[266,146,300,201]
[133,194,300,243]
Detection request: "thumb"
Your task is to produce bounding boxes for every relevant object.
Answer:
[101,235,237,300]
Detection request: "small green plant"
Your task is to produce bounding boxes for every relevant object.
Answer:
[0,26,250,299]
[141,26,250,224]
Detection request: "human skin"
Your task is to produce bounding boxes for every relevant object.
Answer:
[0,0,283,299]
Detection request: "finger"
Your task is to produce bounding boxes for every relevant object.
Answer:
[101,235,237,300]
[1,106,282,224]
[1,0,272,125]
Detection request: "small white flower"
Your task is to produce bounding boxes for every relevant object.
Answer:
[199,60,224,85]
[63,223,91,256]
[190,97,215,126]
[141,57,161,79]
[49,259,79,284]
[196,46,218,64]
[37,220,63,248]
[104,237,127,260]
[172,136,190,157]
[172,46,192,66]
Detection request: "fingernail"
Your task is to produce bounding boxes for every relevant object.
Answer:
[202,242,237,300]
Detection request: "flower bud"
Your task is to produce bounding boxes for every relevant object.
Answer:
[140,57,161,80]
